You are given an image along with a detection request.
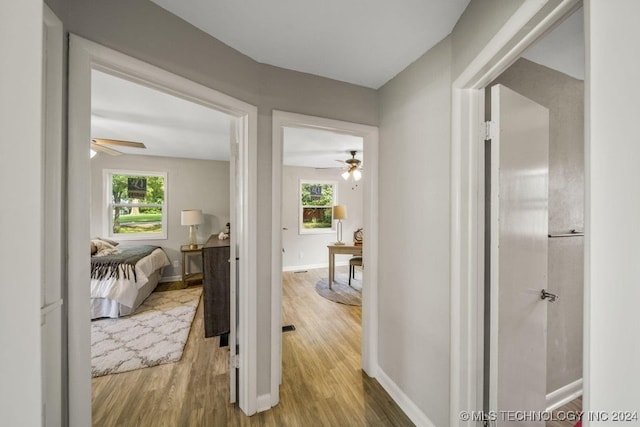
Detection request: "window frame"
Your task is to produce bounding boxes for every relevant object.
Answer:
[103,169,168,241]
[298,180,337,235]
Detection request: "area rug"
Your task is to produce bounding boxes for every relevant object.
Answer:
[315,273,362,306]
[91,287,202,377]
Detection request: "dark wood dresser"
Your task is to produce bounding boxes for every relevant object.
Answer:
[202,235,230,340]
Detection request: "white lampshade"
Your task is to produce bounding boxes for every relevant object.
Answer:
[181,209,203,226]
[333,205,347,220]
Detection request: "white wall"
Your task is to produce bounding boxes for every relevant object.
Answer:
[90,153,230,279]
[281,166,363,270]
[378,36,452,426]
[585,0,640,419]
[0,1,43,425]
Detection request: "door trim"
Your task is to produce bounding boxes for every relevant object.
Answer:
[449,0,582,424]
[42,5,65,426]
[270,111,379,407]
[68,35,258,425]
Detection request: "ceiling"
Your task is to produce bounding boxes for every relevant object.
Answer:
[91,69,232,161]
[283,127,363,169]
[91,70,361,167]
[91,5,583,164]
[522,7,584,80]
[150,0,471,89]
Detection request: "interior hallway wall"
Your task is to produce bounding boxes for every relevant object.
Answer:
[488,58,584,394]
[378,36,452,426]
[0,1,43,425]
[586,0,640,414]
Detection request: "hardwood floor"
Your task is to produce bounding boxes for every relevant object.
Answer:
[92,267,413,426]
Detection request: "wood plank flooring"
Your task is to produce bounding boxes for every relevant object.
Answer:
[92,267,414,426]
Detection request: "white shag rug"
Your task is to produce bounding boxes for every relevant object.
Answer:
[91,287,202,377]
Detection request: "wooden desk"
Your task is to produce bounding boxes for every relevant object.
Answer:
[180,244,203,287]
[327,244,362,289]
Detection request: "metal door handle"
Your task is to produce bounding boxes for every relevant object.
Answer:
[540,289,558,302]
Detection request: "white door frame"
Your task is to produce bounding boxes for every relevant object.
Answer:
[42,5,65,426]
[68,35,258,425]
[449,0,582,424]
[270,111,379,407]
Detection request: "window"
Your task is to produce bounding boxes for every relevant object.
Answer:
[299,181,336,234]
[105,170,167,240]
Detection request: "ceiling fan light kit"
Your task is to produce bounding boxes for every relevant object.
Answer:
[339,150,362,181]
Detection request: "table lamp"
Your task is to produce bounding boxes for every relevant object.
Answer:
[181,209,203,249]
[333,205,347,245]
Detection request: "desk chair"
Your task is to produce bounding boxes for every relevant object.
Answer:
[349,256,363,287]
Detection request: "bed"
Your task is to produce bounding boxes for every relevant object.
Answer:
[90,241,170,319]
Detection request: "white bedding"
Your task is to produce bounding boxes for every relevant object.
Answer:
[90,248,170,308]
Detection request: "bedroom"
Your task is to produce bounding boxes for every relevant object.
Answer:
[88,68,233,394]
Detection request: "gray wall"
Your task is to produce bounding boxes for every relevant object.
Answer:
[90,153,230,280]
[47,0,377,397]
[281,166,363,270]
[0,1,44,425]
[378,36,452,426]
[489,58,584,394]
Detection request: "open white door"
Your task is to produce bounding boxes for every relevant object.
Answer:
[489,84,549,426]
[229,120,239,404]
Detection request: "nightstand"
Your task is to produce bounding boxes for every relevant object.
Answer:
[180,244,203,287]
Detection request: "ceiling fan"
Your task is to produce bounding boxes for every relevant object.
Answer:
[90,138,147,156]
[336,150,362,181]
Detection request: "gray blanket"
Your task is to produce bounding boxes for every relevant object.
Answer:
[91,245,160,282]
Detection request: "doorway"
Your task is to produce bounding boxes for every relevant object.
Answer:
[483,6,585,420]
[270,111,379,407]
[67,35,258,424]
[88,67,236,420]
[449,0,584,421]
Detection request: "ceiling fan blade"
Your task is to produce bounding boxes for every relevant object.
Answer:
[335,159,347,164]
[91,142,123,156]
[92,138,146,149]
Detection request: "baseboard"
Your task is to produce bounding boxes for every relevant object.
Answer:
[546,378,583,412]
[256,393,272,413]
[159,275,181,283]
[376,367,436,427]
[282,261,349,272]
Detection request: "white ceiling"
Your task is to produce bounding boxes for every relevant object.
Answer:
[283,127,363,169]
[91,71,360,166]
[522,7,584,80]
[150,0,471,89]
[91,69,232,161]
[91,5,583,163]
